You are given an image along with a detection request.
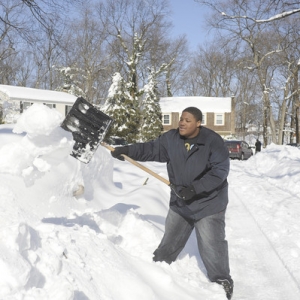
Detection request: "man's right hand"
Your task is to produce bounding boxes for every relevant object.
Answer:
[111,146,129,161]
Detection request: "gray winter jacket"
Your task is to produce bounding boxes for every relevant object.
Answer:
[128,126,230,221]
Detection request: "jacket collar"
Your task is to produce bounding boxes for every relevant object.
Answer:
[195,126,206,145]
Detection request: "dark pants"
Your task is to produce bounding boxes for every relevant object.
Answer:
[153,208,232,282]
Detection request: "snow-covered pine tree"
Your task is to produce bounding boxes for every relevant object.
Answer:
[104,32,173,143]
[138,66,165,141]
[55,66,86,98]
[102,72,133,140]
[119,32,145,143]
[102,32,145,143]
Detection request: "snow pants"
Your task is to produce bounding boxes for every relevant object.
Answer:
[153,208,232,282]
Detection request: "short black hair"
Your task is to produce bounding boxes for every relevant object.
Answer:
[182,107,202,122]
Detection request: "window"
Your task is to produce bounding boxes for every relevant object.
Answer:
[214,113,224,126]
[65,105,73,116]
[23,101,32,110]
[162,114,171,125]
[43,103,56,109]
[201,113,206,125]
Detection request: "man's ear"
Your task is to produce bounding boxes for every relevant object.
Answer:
[197,120,201,128]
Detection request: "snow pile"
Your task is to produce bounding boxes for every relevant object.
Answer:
[0,104,73,182]
[242,143,300,197]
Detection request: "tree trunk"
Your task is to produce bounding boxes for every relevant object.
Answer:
[294,66,299,143]
[278,89,288,145]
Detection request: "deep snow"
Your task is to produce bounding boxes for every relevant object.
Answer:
[1,103,300,300]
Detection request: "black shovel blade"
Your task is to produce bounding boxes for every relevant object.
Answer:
[61,97,113,163]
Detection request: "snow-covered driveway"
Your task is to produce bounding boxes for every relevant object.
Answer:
[227,157,300,300]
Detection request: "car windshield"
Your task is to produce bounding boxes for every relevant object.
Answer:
[225,142,238,147]
[114,139,127,145]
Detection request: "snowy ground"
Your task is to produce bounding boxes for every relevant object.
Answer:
[1,104,300,300]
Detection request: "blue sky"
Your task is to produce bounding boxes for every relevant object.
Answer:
[169,0,211,50]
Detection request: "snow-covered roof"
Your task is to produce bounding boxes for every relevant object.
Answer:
[160,96,232,113]
[0,84,77,104]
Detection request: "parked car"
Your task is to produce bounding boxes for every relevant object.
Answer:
[105,136,128,146]
[287,143,300,149]
[224,140,253,160]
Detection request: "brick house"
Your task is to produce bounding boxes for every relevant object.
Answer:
[160,96,235,137]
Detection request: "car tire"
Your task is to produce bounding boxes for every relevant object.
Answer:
[240,153,244,160]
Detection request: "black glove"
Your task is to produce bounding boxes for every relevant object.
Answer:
[111,146,129,161]
[179,185,196,201]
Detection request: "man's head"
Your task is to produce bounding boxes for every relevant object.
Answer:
[179,107,202,138]
[182,107,202,122]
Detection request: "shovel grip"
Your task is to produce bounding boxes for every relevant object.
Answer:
[101,142,170,186]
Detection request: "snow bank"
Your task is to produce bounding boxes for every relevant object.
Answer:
[242,143,300,197]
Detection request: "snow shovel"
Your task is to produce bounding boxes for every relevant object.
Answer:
[60,96,168,183]
[61,97,179,196]
[61,97,114,163]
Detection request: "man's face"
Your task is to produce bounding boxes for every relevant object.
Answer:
[179,111,201,138]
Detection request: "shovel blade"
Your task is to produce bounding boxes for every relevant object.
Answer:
[61,97,113,163]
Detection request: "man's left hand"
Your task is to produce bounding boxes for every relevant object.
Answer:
[179,185,196,200]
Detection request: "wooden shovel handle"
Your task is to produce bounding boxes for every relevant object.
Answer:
[101,142,170,186]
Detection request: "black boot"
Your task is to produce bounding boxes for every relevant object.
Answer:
[216,279,234,299]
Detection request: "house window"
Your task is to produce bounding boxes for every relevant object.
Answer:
[214,113,224,126]
[20,101,33,113]
[162,114,171,125]
[65,105,73,116]
[201,113,206,125]
[44,103,55,109]
[23,101,32,110]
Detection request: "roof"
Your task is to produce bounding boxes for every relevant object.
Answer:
[0,84,77,104]
[160,96,232,113]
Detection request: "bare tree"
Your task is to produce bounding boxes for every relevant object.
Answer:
[29,26,65,89]
[92,0,190,141]
[158,35,190,97]
[0,0,82,44]
[0,0,82,87]
[274,18,300,144]
[184,38,262,140]
[195,0,300,146]
[185,41,238,97]
[60,5,113,104]
[96,0,187,97]
[196,0,300,23]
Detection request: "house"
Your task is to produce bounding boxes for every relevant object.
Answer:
[160,96,235,137]
[0,84,77,123]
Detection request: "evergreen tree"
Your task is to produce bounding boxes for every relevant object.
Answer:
[104,32,173,143]
[103,72,133,140]
[103,32,145,143]
[139,61,174,141]
[139,66,164,141]
[102,73,127,137]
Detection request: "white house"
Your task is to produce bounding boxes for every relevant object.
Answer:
[160,96,235,136]
[0,84,77,123]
